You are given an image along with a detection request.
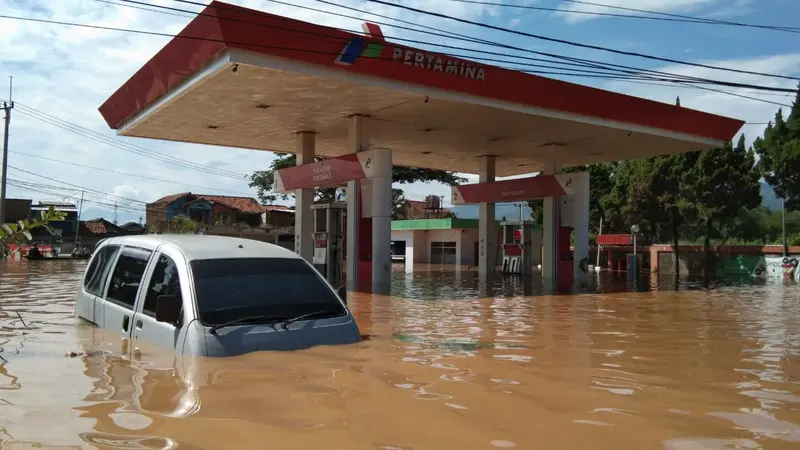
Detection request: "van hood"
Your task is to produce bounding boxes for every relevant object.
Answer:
[202,316,361,356]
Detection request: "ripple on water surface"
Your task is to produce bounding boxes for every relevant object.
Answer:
[0,261,799,449]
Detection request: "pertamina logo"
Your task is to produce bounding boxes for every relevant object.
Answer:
[334,38,385,66]
[334,38,486,81]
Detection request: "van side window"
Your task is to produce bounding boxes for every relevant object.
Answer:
[105,247,153,310]
[84,245,121,296]
[143,255,182,318]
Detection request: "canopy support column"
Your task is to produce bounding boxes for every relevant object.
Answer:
[542,155,560,289]
[346,115,370,292]
[294,131,315,264]
[478,155,496,284]
[371,147,392,295]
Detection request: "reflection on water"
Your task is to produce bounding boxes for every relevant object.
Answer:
[1,260,799,449]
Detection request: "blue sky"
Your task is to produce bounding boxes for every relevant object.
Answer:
[1,0,798,223]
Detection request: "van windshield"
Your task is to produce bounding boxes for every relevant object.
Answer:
[190,258,345,326]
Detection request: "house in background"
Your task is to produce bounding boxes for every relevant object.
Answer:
[399,199,453,220]
[146,192,265,230]
[262,205,294,228]
[31,201,78,236]
[79,218,124,241]
[120,221,146,234]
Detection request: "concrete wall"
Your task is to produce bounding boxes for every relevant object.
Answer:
[391,228,504,269]
[461,228,479,266]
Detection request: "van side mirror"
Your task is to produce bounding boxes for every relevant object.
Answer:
[337,286,347,304]
[155,295,181,324]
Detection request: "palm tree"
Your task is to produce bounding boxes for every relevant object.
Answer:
[392,188,408,220]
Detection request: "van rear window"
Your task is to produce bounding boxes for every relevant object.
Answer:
[190,258,344,325]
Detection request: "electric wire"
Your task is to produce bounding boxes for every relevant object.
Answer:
[560,0,800,32]
[8,165,147,206]
[363,0,800,82]
[444,0,800,33]
[8,150,255,196]
[13,103,248,179]
[7,180,144,214]
[2,7,795,94]
[110,0,799,97]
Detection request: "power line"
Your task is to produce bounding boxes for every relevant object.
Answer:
[363,0,800,82]
[13,103,248,179]
[560,0,800,32]
[444,0,800,33]
[8,165,147,205]
[116,0,799,98]
[15,103,246,178]
[2,5,796,95]
[8,150,255,195]
[7,180,143,214]
[298,0,797,105]
[275,0,799,93]
[94,0,195,19]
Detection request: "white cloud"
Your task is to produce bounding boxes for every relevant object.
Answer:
[556,0,719,24]
[606,53,800,147]
[0,0,494,221]
[0,0,795,222]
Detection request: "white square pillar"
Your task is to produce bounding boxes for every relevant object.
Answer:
[294,132,315,264]
[371,147,393,295]
[542,155,561,287]
[571,171,590,282]
[346,116,368,291]
[404,234,415,274]
[478,155,496,283]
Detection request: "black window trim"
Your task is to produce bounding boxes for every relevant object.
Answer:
[83,243,122,297]
[103,245,155,311]
[141,252,183,320]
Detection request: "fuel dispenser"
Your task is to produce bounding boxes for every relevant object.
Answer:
[500,220,538,275]
[312,203,346,288]
[557,196,575,288]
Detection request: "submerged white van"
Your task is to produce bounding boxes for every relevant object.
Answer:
[74,235,360,356]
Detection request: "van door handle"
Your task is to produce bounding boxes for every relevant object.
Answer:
[135,320,143,330]
[122,316,130,332]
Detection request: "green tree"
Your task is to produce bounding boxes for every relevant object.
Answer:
[169,215,198,234]
[600,158,668,240]
[0,206,67,258]
[391,188,408,220]
[249,153,466,204]
[754,85,800,210]
[680,135,761,272]
[526,163,616,231]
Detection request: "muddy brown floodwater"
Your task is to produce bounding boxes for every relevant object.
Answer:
[1,261,799,449]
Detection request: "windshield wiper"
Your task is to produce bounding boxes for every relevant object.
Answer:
[279,309,344,330]
[208,315,285,335]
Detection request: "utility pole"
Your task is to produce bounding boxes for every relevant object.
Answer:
[0,76,13,226]
[113,202,118,225]
[782,197,787,257]
[74,190,85,247]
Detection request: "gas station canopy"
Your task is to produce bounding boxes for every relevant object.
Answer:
[99,1,744,177]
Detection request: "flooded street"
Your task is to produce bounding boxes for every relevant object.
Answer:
[1,261,799,449]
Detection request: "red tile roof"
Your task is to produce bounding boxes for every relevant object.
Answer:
[195,195,263,214]
[262,205,293,213]
[150,192,191,205]
[80,219,122,235]
[153,192,264,214]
